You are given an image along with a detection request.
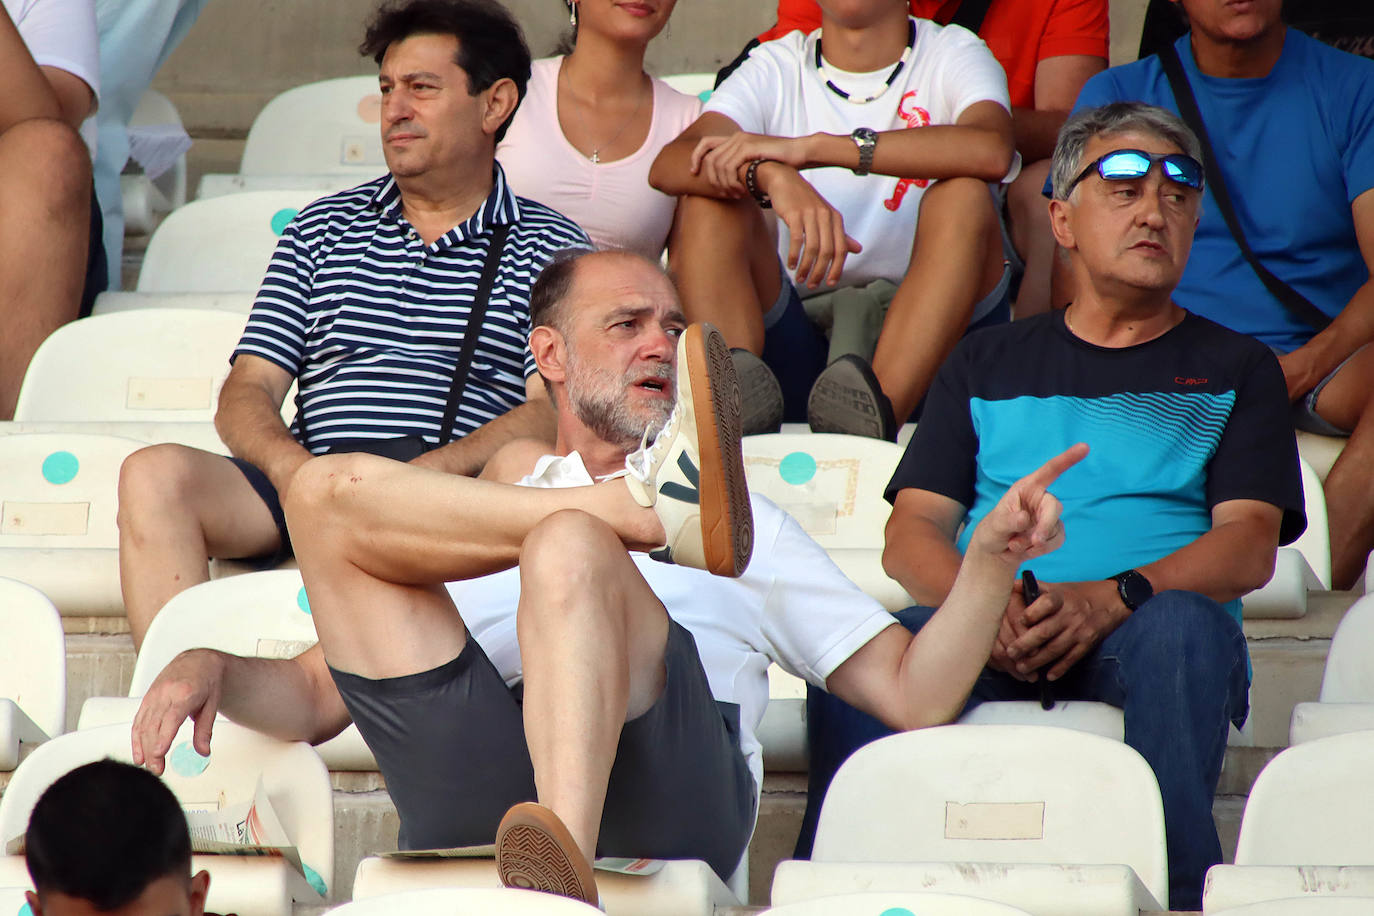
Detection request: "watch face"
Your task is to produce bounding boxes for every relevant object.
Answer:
[1115,571,1153,609]
[854,127,877,144]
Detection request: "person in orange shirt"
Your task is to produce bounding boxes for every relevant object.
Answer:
[753,0,1109,315]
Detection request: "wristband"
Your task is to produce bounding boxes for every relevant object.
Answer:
[745,159,773,209]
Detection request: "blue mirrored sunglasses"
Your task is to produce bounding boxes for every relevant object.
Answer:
[1067,148,1205,195]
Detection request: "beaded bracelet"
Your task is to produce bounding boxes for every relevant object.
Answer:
[745,159,773,209]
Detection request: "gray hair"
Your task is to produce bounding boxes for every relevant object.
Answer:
[1050,102,1203,201]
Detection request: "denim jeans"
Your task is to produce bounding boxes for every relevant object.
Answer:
[798,590,1250,912]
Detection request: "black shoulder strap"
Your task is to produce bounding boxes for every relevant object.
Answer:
[948,0,994,35]
[1158,43,1333,332]
[437,221,511,447]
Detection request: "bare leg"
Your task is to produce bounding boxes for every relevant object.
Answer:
[515,510,671,861]
[670,194,781,354]
[1007,158,1056,319]
[873,177,1004,422]
[0,118,91,419]
[282,452,667,676]
[117,444,283,648]
[1313,347,1374,588]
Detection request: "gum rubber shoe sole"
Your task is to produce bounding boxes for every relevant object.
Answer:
[683,323,754,577]
[496,802,598,905]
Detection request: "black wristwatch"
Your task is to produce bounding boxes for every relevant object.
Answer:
[1110,569,1154,611]
[850,127,877,176]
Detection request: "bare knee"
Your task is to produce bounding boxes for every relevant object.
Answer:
[118,444,212,534]
[280,453,366,540]
[0,118,90,211]
[920,177,999,235]
[517,510,626,623]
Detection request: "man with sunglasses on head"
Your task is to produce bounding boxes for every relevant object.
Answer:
[1064,0,1374,591]
[800,103,1305,911]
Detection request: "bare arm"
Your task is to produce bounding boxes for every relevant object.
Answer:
[649,111,749,199]
[214,354,312,494]
[132,644,351,775]
[0,8,61,131]
[39,66,95,127]
[1012,54,1106,162]
[828,444,1086,730]
[1006,498,1282,681]
[881,487,966,606]
[1277,190,1374,402]
[409,374,557,476]
[689,100,1016,196]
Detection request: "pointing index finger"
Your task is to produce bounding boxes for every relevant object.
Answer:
[1025,442,1089,490]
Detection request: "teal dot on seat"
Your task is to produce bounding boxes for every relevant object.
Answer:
[270,208,299,235]
[779,451,817,485]
[169,740,210,777]
[698,89,713,102]
[297,586,312,615]
[20,903,34,916]
[41,451,79,485]
[879,909,915,916]
[304,863,327,895]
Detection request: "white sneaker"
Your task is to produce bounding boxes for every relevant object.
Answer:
[625,323,753,577]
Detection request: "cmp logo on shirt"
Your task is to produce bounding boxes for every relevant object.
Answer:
[1175,377,1210,386]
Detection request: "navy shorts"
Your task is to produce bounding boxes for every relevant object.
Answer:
[227,457,293,566]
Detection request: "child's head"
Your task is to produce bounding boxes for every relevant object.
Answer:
[24,759,210,916]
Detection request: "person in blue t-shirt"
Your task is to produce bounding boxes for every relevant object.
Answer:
[1063,0,1374,589]
[802,103,1305,911]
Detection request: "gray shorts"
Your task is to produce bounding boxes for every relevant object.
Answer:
[1292,350,1357,438]
[328,620,756,879]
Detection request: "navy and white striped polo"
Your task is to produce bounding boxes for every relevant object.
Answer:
[233,165,589,452]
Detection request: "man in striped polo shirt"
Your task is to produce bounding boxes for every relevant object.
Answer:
[116,0,587,650]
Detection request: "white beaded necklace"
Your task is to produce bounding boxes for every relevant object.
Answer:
[814,18,916,105]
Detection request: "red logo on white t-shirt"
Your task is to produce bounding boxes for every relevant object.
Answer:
[886,91,932,212]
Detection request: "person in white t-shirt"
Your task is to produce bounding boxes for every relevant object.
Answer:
[651,0,1017,441]
[129,249,1082,908]
[0,0,101,419]
[497,0,699,261]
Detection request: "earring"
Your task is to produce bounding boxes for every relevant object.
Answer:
[569,2,577,26]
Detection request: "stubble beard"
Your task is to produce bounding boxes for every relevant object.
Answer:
[565,358,674,452]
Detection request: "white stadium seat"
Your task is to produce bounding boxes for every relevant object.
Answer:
[326,887,601,914]
[0,433,148,615]
[1210,900,1374,915]
[660,72,717,103]
[1203,731,1374,913]
[197,76,385,198]
[0,721,334,916]
[1290,593,1374,744]
[1241,457,1331,619]
[137,190,321,292]
[91,291,254,315]
[122,88,190,235]
[77,570,371,771]
[352,855,738,916]
[764,891,1034,915]
[772,725,1169,915]
[0,578,65,771]
[14,310,249,424]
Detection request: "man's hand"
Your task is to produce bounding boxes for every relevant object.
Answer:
[966,443,1088,569]
[757,164,863,289]
[131,649,226,775]
[690,132,811,195]
[1277,347,1322,404]
[1006,579,1128,681]
[988,580,1051,680]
